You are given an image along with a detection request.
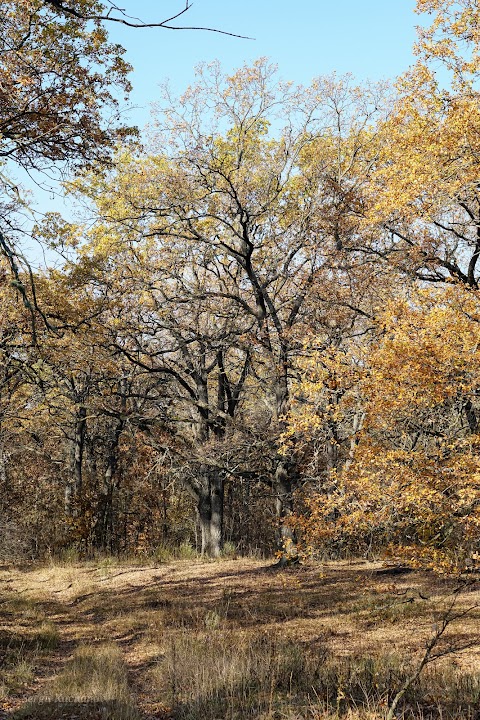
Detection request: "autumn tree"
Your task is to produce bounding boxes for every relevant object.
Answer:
[34,268,181,550]
[282,0,480,569]
[53,185,255,556]
[0,0,244,296]
[357,0,480,291]
[0,1,249,558]
[294,285,480,569]
[41,0,249,36]
[0,268,33,556]
[61,61,390,557]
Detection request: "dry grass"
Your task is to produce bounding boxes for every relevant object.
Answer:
[11,643,139,720]
[0,558,478,719]
[13,643,140,719]
[160,633,480,719]
[45,643,132,702]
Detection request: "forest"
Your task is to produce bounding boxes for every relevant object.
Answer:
[1,2,480,719]
[1,0,480,572]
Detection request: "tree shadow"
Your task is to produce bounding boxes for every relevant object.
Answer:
[10,699,142,719]
[2,561,477,720]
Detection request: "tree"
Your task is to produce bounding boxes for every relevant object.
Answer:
[0,0,135,310]
[42,0,250,36]
[292,285,480,570]
[0,1,133,174]
[63,61,389,556]
[54,181,254,556]
[281,2,480,570]
[0,1,246,301]
[415,0,480,87]
[357,0,480,289]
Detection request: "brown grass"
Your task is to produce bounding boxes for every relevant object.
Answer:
[0,558,478,719]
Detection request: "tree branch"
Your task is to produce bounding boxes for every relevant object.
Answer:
[42,0,253,38]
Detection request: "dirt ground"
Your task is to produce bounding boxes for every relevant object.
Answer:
[0,558,479,719]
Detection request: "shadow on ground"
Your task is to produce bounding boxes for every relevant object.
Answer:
[9,699,141,719]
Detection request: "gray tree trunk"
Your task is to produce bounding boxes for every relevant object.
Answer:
[275,460,297,562]
[65,405,86,517]
[197,468,224,557]
[272,368,298,560]
[0,435,6,488]
[96,417,125,552]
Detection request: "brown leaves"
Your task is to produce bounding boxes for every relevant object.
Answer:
[0,0,135,172]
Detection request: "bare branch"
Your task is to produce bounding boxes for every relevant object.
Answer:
[42,0,254,39]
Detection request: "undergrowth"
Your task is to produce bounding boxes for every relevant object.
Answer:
[150,631,480,719]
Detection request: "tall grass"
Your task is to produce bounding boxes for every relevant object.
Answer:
[151,631,480,720]
[46,643,132,702]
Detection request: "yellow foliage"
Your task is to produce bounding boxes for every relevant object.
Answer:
[291,285,480,570]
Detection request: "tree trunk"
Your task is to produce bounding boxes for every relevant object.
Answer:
[197,468,224,557]
[193,381,209,442]
[275,459,297,563]
[210,469,224,557]
[65,405,86,517]
[95,418,124,552]
[343,410,365,473]
[272,367,298,561]
[0,433,6,488]
[464,399,478,433]
[274,368,289,420]
[198,482,212,555]
[326,425,339,472]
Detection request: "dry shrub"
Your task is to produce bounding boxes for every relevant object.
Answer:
[0,519,29,563]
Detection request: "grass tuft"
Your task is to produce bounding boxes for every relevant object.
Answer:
[45,643,131,702]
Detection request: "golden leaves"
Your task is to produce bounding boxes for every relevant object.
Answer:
[0,0,134,172]
[289,282,480,570]
[415,0,480,85]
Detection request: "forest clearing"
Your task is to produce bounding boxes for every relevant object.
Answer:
[0,558,479,720]
[2,2,480,718]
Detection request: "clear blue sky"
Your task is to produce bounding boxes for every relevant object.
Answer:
[21,0,421,262]
[111,0,419,129]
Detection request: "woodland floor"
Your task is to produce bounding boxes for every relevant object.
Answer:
[0,557,479,719]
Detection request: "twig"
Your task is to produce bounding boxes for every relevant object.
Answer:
[42,0,254,39]
[386,582,478,720]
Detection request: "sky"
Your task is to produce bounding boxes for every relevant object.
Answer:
[20,0,421,263]
[112,0,419,130]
